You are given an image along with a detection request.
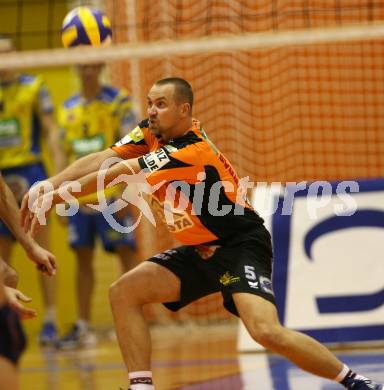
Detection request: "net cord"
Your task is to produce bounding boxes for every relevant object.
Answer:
[1,22,384,69]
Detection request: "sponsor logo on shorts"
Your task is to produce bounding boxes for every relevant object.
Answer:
[248,281,259,289]
[259,276,274,295]
[153,249,178,261]
[219,271,240,286]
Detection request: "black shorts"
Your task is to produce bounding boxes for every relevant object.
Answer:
[0,304,26,365]
[148,225,276,317]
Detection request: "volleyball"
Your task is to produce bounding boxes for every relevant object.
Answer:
[61,6,112,48]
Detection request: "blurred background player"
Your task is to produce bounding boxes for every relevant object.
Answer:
[56,63,138,349]
[0,171,56,390]
[0,35,64,346]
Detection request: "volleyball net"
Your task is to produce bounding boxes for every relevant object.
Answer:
[1,0,384,328]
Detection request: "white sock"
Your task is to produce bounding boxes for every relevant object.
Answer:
[334,364,350,382]
[334,364,368,386]
[43,306,56,323]
[76,319,89,332]
[129,371,154,390]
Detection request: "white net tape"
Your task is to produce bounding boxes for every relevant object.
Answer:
[1,22,384,69]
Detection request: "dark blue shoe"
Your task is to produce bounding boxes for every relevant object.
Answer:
[56,323,97,350]
[39,321,58,346]
[343,376,383,389]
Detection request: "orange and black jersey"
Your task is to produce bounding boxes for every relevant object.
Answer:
[111,118,264,246]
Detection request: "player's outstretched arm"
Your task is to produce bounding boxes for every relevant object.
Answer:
[25,157,142,235]
[20,148,120,224]
[0,174,56,276]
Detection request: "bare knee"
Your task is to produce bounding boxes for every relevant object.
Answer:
[109,261,180,311]
[248,322,289,352]
[109,264,158,307]
[109,271,138,307]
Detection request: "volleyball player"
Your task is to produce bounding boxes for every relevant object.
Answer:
[0,172,56,389]
[0,35,64,345]
[56,63,138,349]
[21,78,383,390]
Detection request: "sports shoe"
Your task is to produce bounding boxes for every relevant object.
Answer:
[343,376,383,389]
[39,321,58,346]
[56,323,97,350]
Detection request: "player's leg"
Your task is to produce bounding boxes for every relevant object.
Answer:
[116,246,138,274]
[57,246,95,349]
[110,246,220,390]
[0,300,26,390]
[74,246,95,323]
[222,241,340,376]
[225,226,383,389]
[234,293,383,389]
[226,230,342,377]
[95,209,139,275]
[0,356,18,390]
[0,279,18,389]
[109,260,180,370]
[35,224,58,346]
[235,293,343,376]
[58,210,95,349]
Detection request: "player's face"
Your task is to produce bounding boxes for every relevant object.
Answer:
[147,83,183,143]
[76,64,103,84]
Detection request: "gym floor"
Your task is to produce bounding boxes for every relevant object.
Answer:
[19,323,384,390]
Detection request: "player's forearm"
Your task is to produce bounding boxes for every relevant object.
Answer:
[51,171,100,204]
[0,259,18,288]
[0,179,36,252]
[47,151,108,190]
[51,158,140,205]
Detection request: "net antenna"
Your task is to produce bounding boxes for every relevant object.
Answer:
[1,22,384,69]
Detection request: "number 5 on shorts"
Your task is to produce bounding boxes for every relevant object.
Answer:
[244,265,257,280]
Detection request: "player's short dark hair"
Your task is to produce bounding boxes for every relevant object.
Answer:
[155,77,193,114]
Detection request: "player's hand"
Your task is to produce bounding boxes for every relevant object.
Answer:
[21,185,39,231]
[25,243,57,277]
[22,194,54,236]
[21,181,54,234]
[4,286,37,320]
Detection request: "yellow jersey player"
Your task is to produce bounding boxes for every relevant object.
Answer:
[0,35,64,346]
[56,63,138,349]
